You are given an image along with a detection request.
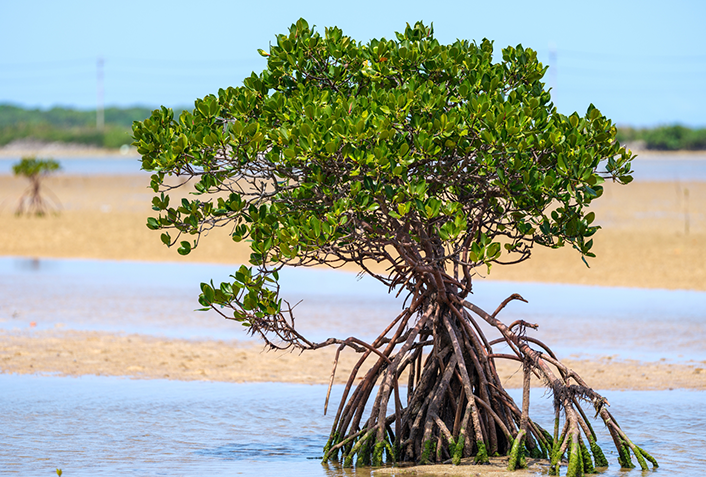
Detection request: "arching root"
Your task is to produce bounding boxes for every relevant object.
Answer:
[318,294,657,475]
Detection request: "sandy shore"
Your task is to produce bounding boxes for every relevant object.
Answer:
[1,173,705,289]
[1,164,705,391]
[2,330,704,390]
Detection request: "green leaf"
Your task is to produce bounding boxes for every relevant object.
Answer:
[399,142,410,156]
[557,155,567,173]
[178,241,192,255]
[311,216,321,236]
[356,119,365,134]
[200,283,215,303]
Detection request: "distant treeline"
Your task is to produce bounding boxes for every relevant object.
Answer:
[617,125,706,151]
[0,104,183,149]
[0,103,704,151]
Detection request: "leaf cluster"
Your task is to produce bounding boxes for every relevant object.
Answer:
[133,19,633,340]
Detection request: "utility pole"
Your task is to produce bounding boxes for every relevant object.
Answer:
[548,42,557,108]
[97,56,104,131]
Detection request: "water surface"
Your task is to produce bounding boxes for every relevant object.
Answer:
[1,374,703,476]
[0,156,143,175]
[2,154,706,181]
[2,257,705,475]
[632,153,706,181]
[1,257,704,363]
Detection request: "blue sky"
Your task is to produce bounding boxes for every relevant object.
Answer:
[1,0,704,127]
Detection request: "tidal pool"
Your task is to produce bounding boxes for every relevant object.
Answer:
[1,374,703,476]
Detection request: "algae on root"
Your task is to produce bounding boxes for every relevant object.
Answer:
[474,440,489,464]
[419,439,436,465]
[451,435,465,466]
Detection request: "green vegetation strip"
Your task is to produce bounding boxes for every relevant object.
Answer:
[1,103,704,151]
[0,104,183,149]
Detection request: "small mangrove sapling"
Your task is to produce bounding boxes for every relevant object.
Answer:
[12,156,61,216]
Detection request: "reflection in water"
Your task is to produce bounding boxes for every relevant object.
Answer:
[13,257,43,271]
[1,374,704,476]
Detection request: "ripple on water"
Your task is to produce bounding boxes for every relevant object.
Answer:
[1,374,705,476]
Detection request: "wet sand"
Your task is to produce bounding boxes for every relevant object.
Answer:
[1,163,705,391]
[2,330,704,390]
[374,456,549,476]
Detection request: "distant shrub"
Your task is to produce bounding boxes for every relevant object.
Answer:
[12,156,62,216]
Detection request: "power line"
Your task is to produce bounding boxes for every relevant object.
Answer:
[552,48,706,62]
[0,58,94,68]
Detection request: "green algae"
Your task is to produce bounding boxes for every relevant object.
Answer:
[633,444,650,471]
[618,440,635,469]
[549,441,563,475]
[636,445,659,468]
[419,439,436,465]
[451,435,465,466]
[474,440,489,464]
[372,441,386,466]
[357,435,372,466]
[579,438,596,474]
[566,440,583,477]
[507,431,527,471]
[322,432,338,461]
[589,439,608,467]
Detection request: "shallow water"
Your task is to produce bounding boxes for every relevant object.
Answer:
[0,157,144,175]
[2,154,706,181]
[632,154,706,182]
[2,258,705,475]
[1,374,704,476]
[1,257,705,363]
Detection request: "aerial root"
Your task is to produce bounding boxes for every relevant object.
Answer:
[318,295,656,473]
[507,429,526,471]
[600,407,659,470]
